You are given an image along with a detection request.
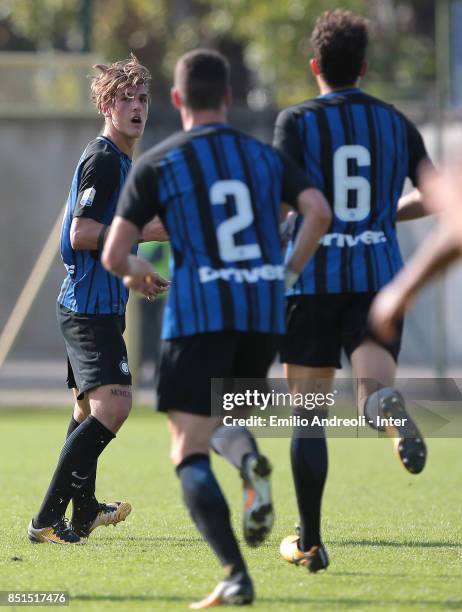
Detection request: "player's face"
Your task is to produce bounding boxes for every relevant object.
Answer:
[109,84,149,140]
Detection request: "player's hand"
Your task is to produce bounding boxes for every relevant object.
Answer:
[279,211,297,248]
[141,216,169,242]
[368,281,410,343]
[122,255,169,299]
[283,265,299,290]
[123,273,169,299]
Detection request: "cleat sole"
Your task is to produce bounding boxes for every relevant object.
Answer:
[242,455,274,547]
[381,393,427,474]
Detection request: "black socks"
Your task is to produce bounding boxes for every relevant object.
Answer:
[66,416,99,524]
[34,415,114,528]
[291,410,328,551]
[177,454,246,574]
[66,416,80,439]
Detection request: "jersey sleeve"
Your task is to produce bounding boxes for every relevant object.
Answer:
[116,154,160,229]
[406,120,433,186]
[280,152,313,211]
[273,109,305,169]
[73,151,120,222]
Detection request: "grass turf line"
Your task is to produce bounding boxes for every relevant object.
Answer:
[0,407,461,611]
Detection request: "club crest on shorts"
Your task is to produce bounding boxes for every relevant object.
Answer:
[119,359,130,375]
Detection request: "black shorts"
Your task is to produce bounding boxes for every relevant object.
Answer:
[280,293,402,369]
[57,304,132,400]
[156,332,279,416]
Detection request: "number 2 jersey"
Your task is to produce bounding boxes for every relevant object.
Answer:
[116,123,311,339]
[274,88,430,295]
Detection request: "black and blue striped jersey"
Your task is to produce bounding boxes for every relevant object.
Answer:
[274,88,430,295]
[117,123,311,339]
[58,136,133,314]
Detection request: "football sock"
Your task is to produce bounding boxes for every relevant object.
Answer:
[210,425,258,470]
[34,415,114,528]
[177,454,247,574]
[66,416,80,438]
[364,387,398,432]
[291,410,328,551]
[65,416,99,524]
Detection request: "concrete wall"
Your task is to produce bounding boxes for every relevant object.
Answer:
[0,111,461,368]
[0,116,100,360]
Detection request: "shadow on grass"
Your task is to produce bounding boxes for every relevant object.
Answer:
[94,536,462,552]
[261,598,462,608]
[330,539,462,549]
[73,594,189,603]
[94,536,203,545]
[71,594,462,608]
[331,571,462,579]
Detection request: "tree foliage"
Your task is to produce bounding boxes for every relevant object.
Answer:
[4,0,435,106]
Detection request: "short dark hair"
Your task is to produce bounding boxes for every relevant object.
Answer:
[310,10,369,88]
[174,49,230,110]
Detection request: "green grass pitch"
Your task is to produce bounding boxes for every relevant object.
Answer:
[0,407,461,611]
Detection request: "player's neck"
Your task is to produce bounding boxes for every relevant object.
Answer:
[181,108,227,131]
[102,126,137,158]
[317,79,360,96]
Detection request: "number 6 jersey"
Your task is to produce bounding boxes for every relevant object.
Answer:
[273,88,431,295]
[116,122,311,339]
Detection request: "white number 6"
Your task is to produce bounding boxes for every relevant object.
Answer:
[333,144,371,222]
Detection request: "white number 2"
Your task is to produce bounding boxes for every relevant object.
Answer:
[333,144,371,222]
[210,180,262,262]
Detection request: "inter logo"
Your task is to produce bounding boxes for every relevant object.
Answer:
[119,359,130,375]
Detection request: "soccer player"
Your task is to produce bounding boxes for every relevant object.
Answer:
[370,165,462,342]
[28,55,168,545]
[273,10,433,571]
[102,49,331,607]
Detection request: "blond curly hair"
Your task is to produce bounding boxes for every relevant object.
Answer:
[90,53,151,113]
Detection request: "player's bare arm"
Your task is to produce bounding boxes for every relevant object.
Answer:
[285,188,331,287]
[370,165,462,341]
[421,163,462,234]
[70,217,106,250]
[369,221,461,342]
[396,188,428,222]
[71,215,168,252]
[395,146,437,223]
[102,215,169,298]
[140,216,169,242]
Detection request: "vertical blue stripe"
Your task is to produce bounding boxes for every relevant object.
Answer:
[325,106,348,293]
[160,160,202,330]
[301,115,324,189]
[171,146,212,331]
